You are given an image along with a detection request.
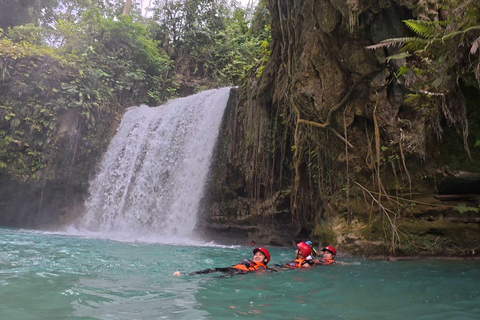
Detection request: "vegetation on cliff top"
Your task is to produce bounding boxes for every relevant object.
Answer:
[0,0,271,185]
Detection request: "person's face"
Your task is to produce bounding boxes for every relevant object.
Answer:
[323,250,334,259]
[253,251,266,263]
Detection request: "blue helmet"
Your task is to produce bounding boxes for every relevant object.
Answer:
[305,241,312,246]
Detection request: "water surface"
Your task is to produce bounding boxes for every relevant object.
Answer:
[1,228,479,319]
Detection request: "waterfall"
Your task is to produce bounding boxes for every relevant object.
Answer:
[78,88,231,242]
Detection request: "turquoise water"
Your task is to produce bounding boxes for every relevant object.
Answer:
[1,228,479,319]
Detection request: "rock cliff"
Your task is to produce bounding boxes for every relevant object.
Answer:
[201,0,480,256]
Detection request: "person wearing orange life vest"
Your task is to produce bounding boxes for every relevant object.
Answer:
[231,247,270,271]
[284,242,314,269]
[173,247,272,276]
[313,245,337,265]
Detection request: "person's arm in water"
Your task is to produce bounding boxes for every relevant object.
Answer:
[189,267,237,275]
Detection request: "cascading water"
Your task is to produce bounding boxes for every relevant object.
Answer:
[77,87,231,242]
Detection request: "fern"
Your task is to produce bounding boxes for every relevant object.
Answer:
[404,93,421,104]
[403,19,446,39]
[366,1,480,158]
[366,37,426,50]
[396,65,409,77]
[403,20,434,38]
[385,52,411,62]
[401,39,432,53]
[454,203,480,214]
[442,25,480,42]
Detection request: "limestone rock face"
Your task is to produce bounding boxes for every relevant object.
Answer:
[202,1,480,255]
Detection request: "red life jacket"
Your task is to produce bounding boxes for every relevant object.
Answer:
[232,260,267,271]
[285,258,312,269]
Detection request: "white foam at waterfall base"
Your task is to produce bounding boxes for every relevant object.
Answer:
[72,88,231,244]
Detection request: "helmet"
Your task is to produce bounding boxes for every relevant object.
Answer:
[322,245,337,256]
[253,247,271,264]
[305,241,313,246]
[296,242,312,257]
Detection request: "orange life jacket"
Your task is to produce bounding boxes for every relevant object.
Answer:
[285,258,312,269]
[317,259,335,265]
[232,260,267,271]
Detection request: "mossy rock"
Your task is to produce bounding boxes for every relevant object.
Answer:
[396,219,480,255]
[314,223,336,246]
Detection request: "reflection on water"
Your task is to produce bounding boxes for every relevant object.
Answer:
[1,228,479,319]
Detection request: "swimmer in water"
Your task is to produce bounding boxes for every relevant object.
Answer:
[277,242,314,269]
[173,247,272,276]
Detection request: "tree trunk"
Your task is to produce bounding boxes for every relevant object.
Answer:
[122,0,132,15]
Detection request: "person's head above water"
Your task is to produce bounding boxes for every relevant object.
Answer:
[253,247,270,265]
[296,242,312,258]
[322,245,336,259]
[304,240,317,257]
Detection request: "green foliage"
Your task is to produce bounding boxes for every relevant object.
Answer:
[67,10,174,105]
[211,6,271,84]
[0,0,60,29]
[369,0,480,154]
[6,24,46,45]
[0,0,142,30]
[0,0,270,183]
[382,14,480,94]
[0,6,176,183]
[385,52,411,63]
[403,19,448,39]
[454,203,479,214]
[0,37,62,181]
[150,0,271,86]
[314,223,336,246]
